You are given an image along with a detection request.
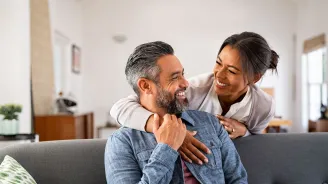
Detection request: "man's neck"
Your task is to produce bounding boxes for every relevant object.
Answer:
[140,95,167,117]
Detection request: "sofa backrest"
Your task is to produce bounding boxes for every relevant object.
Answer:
[234,133,328,184]
[1,133,328,184]
[0,139,107,184]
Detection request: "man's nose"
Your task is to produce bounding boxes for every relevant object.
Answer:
[180,76,189,88]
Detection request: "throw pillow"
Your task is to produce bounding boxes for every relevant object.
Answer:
[0,155,37,184]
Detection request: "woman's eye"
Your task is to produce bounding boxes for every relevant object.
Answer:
[229,70,236,74]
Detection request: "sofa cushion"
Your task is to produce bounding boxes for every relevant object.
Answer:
[0,139,107,184]
[0,155,37,184]
[234,133,328,184]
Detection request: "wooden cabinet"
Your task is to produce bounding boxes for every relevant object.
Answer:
[34,112,94,141]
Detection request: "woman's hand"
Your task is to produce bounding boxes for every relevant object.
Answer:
[217,115,247,139]
[178,131,211,165]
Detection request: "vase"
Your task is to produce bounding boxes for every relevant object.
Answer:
[0,119,19,135]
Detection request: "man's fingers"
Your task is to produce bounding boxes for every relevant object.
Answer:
[171,114,178,123]
[191,136,211,154]
[163,114,172,121]
[152,114,160,133]
[180,146,203,165]
[179,150,192,163]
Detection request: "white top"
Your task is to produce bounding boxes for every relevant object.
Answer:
[198,81,252,123]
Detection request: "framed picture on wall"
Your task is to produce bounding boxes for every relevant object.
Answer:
[72,44,81,74]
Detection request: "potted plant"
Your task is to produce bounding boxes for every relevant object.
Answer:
[0,104,22,135]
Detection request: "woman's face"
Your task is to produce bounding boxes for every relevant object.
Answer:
[213,45,249,99]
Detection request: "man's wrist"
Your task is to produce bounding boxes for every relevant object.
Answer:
[151,143,179,169]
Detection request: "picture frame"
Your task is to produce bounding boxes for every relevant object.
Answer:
[72,44,81,74]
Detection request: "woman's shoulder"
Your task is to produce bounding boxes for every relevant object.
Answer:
[250,85,274,104]
[187,72,214,88]
[246,85,275,132]
[249,85,275,117]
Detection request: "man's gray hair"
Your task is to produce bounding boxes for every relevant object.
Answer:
[125,41,174,96]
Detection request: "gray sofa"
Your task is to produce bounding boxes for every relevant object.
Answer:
[1,133,328,184]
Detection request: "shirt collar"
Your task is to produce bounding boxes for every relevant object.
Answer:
[181,111,196,126]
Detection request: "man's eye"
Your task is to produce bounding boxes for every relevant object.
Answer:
[172,76,179,80]
[216,61,222,66]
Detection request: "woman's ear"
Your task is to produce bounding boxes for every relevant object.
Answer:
[247,74,262,85]
[253,74,262,84]
[137,78,152,94]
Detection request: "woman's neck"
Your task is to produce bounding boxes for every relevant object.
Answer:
[218,87,248,116]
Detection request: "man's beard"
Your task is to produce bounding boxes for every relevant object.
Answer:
[155,86,189,116]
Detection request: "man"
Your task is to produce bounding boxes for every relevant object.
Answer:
[104,41,247,184]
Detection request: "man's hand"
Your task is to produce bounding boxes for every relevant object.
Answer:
[178,131,211,165]
[217,115,247,139]
[153,114,187,151]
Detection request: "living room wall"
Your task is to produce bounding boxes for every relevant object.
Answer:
[0,0,31,133]
[48,0,83,106]
[3,0,324,133]
[80,0,298,131]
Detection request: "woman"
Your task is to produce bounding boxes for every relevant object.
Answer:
[111,31,279,163]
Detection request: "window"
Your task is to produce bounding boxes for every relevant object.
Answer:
[303,47,327,121]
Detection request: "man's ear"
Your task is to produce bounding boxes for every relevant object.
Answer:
[253,74,262,84]
[137,78,153,94]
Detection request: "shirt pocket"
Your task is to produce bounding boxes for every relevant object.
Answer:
[136,149,153,169]
[202,139,223,170]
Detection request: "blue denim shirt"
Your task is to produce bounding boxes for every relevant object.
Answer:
[105,110,247,184]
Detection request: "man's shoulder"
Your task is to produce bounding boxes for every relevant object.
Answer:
[182,110,219,126]
[111,127,149,141]
[184,109,215,117]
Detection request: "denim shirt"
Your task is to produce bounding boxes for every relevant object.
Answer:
[105,110,248,184]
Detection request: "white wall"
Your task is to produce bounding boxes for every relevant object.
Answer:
[0,0,31,133]
[49,0,83,106]
[81,0,298,130]
[295,0,328,132]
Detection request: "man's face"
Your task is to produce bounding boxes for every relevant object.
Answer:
[154,55,189,115]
